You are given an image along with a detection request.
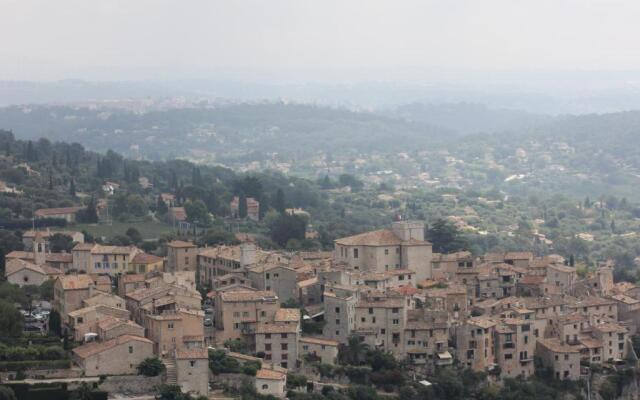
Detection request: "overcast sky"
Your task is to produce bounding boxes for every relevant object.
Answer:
[2,0,640,82]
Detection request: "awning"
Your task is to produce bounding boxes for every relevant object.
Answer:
[437,351,452,359]
[419,380,432,387]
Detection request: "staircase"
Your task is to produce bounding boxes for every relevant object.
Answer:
[164,357,177,385]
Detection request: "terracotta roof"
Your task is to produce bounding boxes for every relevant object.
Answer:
[176,348,208,359]
[356,297,404,309]
[219,290,278,302]
[168,240,196,248]
[297,277,318,288]
[73,243,96,251]
[504,251,533,260]
[467,317,496,329]
[5,258,45,277]
[538,338,581,353]
[58,274,95,290]
[256,323,299,334]
[34,206,84,217]
[275,308,301,322]
[299,337,339,347]
[335,229,401,246]
[91,245,138,255]
[46,253,73,263]
[72,335,152,358]
[132,253,163,264]
[519,275,546,285]
[121,274,145,283]
[256,368,286,380]
[98,317,141,331]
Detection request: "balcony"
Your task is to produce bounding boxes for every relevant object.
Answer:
[503,342,515,349]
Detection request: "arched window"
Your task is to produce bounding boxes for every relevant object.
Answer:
[262,384,268,390]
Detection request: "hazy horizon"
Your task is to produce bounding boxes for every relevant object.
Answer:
[3,0,640,83]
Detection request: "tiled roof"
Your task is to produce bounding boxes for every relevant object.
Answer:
[219,290,277,302]
[168,240,196,248]
[5,258,45,277]
[176,348,208,359]
[335,229,402,246]
[34,206,84,217]
[275,308,301,322]
[256,368,286,380]
[538,338,581,353]
[58,274,95,290]
[256,323,299,334]
[299,337,339,347]
[121,274,145,283]
[132,253,163,264]
[72,335,152,358]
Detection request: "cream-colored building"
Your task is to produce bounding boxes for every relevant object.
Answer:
[72,243,141,275]
[299,337,339,364]
[53,274,111,323]
[175,348,209,396]
[353,295,407,357]
[248,264,298,304]
[456,317,496,372]
[536,338,581,380]
[215,290,279,342]
[68,304,130,342]
[592,322,628,362]
[255,368,287,398]
[334,221,433,282]
[255,323,299,369]
[72,335,154,376]
[167,240,198,272]
[322,285,359,343]
[4,258,61,287]
[143,308,205,356]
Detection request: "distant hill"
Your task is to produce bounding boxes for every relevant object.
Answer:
[0,102,452,160]
[394,102,550,136]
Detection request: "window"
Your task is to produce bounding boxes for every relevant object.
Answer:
[564,354,569,361]
[242,312,249,317]
[335,307,340,313]
[77,317,84,324]
[265,334,271,339]
[185,257,189,265]
[262,384,269,390]
[381,329,386,334]
[385,249,389,255]
[265,344,272,351]
[368,308,374,314]
[336,319,340,325]
[392,308,399,313]
[265,354,272,360]
[505,354,513,360]
[282,353,288,360]
[129,346,133,354]
[233,312,240,318]
[353,249,359,259]
[266,273,270,279]
[393,319,399,325]
[281,333,288,339]
[260,311,266,317]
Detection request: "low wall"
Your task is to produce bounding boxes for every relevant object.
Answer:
[0,367,83,382]
[98,374,163,396]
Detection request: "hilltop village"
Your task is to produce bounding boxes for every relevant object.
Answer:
[4,220,639,398]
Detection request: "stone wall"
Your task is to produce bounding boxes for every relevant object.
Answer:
[98,374,163,396]
[0,367,83,381]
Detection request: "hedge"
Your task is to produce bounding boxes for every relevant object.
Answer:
[0,359,71,371]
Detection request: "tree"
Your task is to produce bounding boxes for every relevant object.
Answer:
[79,196,99,223]
[0,386,16,400]
[339,336,369,365]
[39,279,55,301]
[126,227,143,244]
[157,194,169,215]
[49,309,61,336]
[185,200,211,225]
[238,193,247,219]
[137,357,166,377]
[269,213,306,247]
[197,228,239,247]
[426,219,468,253]
[0,300,24,337]
[275,188,286,214]
[69,178,76,197]
[69,383,96,400]
[49,233,74,253]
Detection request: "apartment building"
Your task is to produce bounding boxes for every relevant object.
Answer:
[353,295,407,357]
[456,317,496,372]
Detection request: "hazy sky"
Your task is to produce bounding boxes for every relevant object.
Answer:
[2,0,640,82]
